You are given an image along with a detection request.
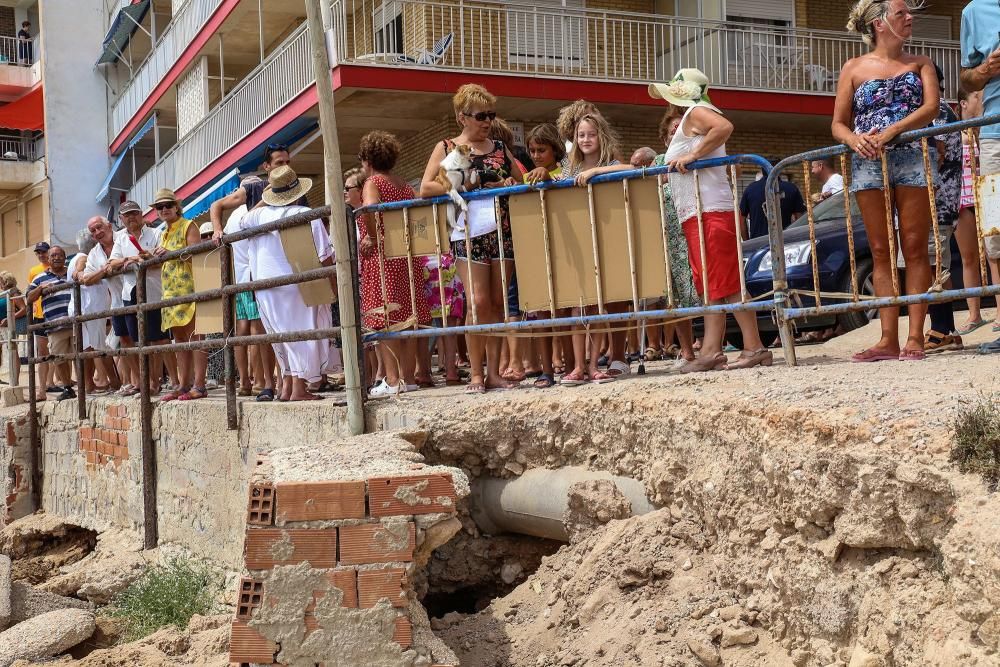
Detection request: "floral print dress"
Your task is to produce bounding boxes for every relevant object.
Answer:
[421,253,464,321]
[160,217,196,330]
[653,154,701,308]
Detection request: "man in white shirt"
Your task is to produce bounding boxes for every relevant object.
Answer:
[810,158,844,202]
[106,200,171,395]
[78,216,123,392]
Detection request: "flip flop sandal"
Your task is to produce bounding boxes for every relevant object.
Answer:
[992,322,1000,333]
[524,370,544,379]
[978,339,1000,354]
[159,387,189,402]
[177,387,208,401]
[956,319,989,335]
[590,371,615,384]
[255,388,274,402]
[898,349,926,361]
[502,369,526,382]
[465,383,486,395]
[533,374,555,389]
[560,371,587,387]
[606,360,630,377]
[417,380,436,389]
[850,349,899,363]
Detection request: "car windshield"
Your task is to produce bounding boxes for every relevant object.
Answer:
[787,190,860,228]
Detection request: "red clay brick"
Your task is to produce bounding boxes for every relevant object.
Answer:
[394,615,412,648]
[116,431,127,447]
[80,426,92,439]
[121,417,131,429]
[228,620,277,664]
[358,567,407,608]
[244,528,337,570]
[368,473,457,517]
[315,568,358,608]
[97,441,109,456]
[85,451,97,465]
[274,481,366,522]
[246,483,275,526]
[5,421,13,447]
[236,578,265,620]
[103,416,115,429]
[338,522,415,565]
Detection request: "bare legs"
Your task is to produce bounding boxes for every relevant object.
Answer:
[955,207,984,325]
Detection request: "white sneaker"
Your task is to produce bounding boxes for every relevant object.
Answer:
[368,380,400,399]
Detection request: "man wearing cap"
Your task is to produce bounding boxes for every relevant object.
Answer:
[239,166,335,402]
[26,241,54,398]
[106,200,170,394]
[27,246,75,401]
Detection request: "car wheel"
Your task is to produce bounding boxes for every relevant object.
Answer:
[836,259,875,332]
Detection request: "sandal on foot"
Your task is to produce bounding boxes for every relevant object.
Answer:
[238,387,253,397]
[925,331,963,354]
[679,353,728,374]
[533,374,555,389]
[850,348,899,363]
[725,349,774,370]
[590,371,615,384]
[560,370,587,387]
[255,388,274,402]
[899,348,926,361]
[445,378,465,387]
[159,387,189,402]
[501,369,526,382]
[956,318,989,335]
[465,383,486,395]
[643,347,662,361]
[177,387,208,401]
[606,360,630,378]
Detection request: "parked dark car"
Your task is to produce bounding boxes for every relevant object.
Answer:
[738,189,967,340]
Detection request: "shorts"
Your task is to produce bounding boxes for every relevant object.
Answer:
[850,144,934,192]
[111,314,130,338]
[979,138,1000,175]
[124,288,169,343]
[235,291,260,321]
[48,328,74,356]
[898,224,952,269]
[451,222,515,264]
[681,210,742,302]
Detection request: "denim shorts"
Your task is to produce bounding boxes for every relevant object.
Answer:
[851,144,934,192]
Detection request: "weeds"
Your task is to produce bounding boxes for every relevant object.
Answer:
[951,394,1000,492]
[107,557,221,643]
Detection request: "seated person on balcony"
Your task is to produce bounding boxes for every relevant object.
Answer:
[810,158,845,202]
[652,67,769,372]
[420,84,524,394]
[240,166,334,402]
[27,246,75,402]
[960,0,1000,353]
[834,0,939,362]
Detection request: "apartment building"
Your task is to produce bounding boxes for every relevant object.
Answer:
[68,0,964,251]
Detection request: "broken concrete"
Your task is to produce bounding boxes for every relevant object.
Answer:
[9,581,91,625]
[0,608,94,666]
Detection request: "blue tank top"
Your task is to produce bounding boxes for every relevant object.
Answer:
[852,71,924,137]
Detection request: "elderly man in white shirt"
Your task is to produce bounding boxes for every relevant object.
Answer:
[73,217,121,393]
[106,200,172,396]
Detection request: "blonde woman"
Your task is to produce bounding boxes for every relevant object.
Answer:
[834,0,939,362]
[420,84,525,394]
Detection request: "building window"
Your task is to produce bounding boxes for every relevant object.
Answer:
[507,0,586,70]
[374,2,403,55]
[725,0,795,64]
[912,14,952,41]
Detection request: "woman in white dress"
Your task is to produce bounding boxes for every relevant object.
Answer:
[239,166,336,401]
[69,225,119,393]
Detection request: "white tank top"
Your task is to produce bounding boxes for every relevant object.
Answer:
[663,105,733,222]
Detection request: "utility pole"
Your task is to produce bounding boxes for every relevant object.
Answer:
[305,0,365,435]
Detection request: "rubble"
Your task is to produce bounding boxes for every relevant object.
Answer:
[0,609,95,666]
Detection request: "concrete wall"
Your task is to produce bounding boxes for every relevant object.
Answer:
[37,0,109,249]
[15,398,356,568]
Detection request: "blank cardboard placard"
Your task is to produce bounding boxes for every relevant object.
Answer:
[381,204,450,259]
[509,178,668,312]
[278,224,336,307]
[192,250,224,335]
[979,173,1000,235]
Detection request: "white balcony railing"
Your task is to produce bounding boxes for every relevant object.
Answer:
[127,24,313,209]
[110,0,226,140]
[0,137,38,162]
[329,0,961,99]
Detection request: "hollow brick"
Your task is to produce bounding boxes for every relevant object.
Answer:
[228,620,277,664]
[368,473,457,517]
[274,481,366,522]
[357,567,407,608]
[338,522,415,565]
[244,528,337,570]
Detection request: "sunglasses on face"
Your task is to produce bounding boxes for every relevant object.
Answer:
[463,110,496,122]
[153,203,175,211]
[344,184,362,193]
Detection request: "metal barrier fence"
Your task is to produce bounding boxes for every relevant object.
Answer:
[765,113,1000,366]
[355,155,774,346]
[24,209,354,549]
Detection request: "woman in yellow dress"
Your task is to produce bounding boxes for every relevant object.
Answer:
[151,189,208,401]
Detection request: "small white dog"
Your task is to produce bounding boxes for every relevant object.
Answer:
[435,144,478,227]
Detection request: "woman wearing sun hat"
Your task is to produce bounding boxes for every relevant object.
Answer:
[651,68,768,373]
[239,165,335,402]
[152,188,209,401]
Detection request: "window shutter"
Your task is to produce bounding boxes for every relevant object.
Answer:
[726,0,794,23]
[507,0,586,68]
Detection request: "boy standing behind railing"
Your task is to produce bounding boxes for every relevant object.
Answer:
[960,0,1000,354]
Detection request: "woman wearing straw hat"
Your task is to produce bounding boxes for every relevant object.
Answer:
[651,67,769,372]
[239,165,335,402]
[152,188,209,401]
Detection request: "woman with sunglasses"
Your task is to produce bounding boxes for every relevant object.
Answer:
[152,189,209,401]
[420,83,525,394]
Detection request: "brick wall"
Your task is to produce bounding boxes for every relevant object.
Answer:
[0,8,15,39]
[796,0,962,38]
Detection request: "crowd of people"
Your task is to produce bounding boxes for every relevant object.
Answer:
[4,0,1000,402]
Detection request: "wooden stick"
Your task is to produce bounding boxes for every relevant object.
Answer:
[656,174,676,307]
[802,161,821,308]
[402,207,419,330]
[921,137,943,286]
[431,204,449,328]
[730,164,748,302]
[693,170,710,302]
[587,183,605,314]
[496,195,510,322]
[539,189,556,318]
[967,129,989,287]
[880,151,900,297]
[840,154,859,301]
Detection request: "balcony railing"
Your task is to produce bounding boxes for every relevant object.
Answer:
[0,137,39,162]
[110,0,226,140]
[329,0,961,99]
[127,24,313,209]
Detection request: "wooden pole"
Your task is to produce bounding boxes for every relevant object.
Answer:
[306,0,364,435]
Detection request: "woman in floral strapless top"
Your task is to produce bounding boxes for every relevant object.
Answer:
[832,0,940,363]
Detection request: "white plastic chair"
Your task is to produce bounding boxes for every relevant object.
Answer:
[804,64,837,91]
[396,33,453,66]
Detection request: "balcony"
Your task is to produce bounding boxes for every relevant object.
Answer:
[329,0,961,99]
[126,23,313,208]
[0,135,44,189]
[0,36,40,98]
[109,0,226,141]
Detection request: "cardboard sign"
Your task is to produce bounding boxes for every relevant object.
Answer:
[381,203,450,258]
[979,172,1000,237]
[192,250,225,335]
[278,223,336,307]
